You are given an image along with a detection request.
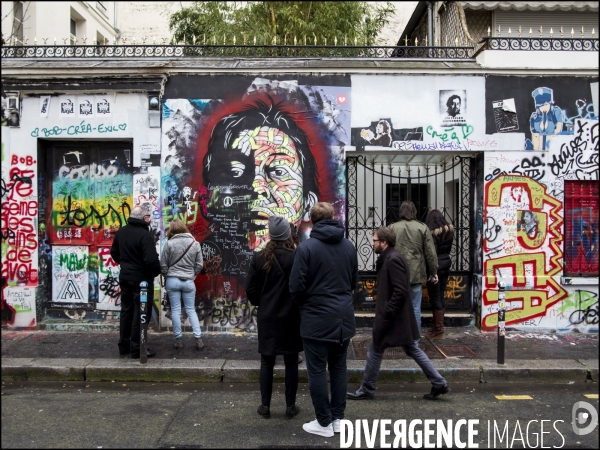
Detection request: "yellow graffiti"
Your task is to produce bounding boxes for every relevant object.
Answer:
[483,176,565,331]
[445,275,466,300]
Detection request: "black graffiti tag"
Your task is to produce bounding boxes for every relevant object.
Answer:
[58,195,131,229]
[549,120,599,179]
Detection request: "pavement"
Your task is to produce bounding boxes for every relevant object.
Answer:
[2,325,598,384]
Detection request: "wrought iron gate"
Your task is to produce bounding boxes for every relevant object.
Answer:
[346,154,475,311]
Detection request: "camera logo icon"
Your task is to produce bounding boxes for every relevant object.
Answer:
[572,401,598,436]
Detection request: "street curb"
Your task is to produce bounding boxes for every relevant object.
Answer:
[1,358,92,381]
[3,357,596,384]
[477,359,590,383]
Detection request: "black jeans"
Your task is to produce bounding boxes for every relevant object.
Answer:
[118,279,154,355]
[260,353,299,408]
[426,267,450,310]
[302,338,350,427]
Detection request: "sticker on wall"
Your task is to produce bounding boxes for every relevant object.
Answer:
[493,98,519,132]
[95,95,111,117]
[59,95,76,117]
[40,96,51,117]
[52,246,89,303]
[440,90,467,127]
[78,96,94,118]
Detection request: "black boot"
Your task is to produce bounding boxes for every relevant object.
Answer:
[424,384,450,400]
[286,405,300,419]
[257,404,270,419]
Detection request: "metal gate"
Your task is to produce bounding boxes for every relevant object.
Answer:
[346,154,475,311]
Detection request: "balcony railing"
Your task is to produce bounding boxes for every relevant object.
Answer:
[483,37,599,51]
[0,44,475,59]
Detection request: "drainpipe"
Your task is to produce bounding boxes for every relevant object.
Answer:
[427,1,434,46]
[114,2,121,43]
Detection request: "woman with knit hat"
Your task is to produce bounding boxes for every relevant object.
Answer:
[245,215,303,420]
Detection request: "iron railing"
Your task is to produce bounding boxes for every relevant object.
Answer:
[0,44,475,59]
[483,37,599,51]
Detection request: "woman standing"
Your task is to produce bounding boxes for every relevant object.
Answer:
[160,219,205,350]
[245,216,303,420]
[425,210,454,338]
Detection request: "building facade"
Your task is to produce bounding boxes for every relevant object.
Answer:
[1,3,598,334]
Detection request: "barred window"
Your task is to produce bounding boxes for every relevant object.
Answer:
[564,180,599,277]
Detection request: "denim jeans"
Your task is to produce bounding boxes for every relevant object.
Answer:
[410,283,423,345]
[302,338,350,427]
[360,340,447,396]
[166,277,201,339]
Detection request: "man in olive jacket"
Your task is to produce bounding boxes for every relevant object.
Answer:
[110,206,161,359]
[290,202,358,438]
[347,227,450,401]
[389,200,438,343]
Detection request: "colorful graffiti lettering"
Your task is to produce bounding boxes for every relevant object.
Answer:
[482,175,567,330]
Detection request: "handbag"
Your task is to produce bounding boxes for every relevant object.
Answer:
[162,238,196,305]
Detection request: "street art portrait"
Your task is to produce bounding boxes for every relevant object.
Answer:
[440,90,467,127]
[161,77,349,329]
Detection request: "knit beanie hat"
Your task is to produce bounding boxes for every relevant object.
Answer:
[268,216,291,241]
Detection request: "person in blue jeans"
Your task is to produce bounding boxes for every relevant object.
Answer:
[160,219,205,350]
[290,202,358,438]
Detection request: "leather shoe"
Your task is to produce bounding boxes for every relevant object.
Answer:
[347,388,374,400]
[423,383,450,400]
[285,405,300,420]
[257,404,270,419]
[130,349,156,359]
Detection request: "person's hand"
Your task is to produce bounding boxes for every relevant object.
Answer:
[429,274,438,284]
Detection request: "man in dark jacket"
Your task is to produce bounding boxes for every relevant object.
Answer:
[347,227,450,401]
[110,206,161,359]
[289,202,358,438]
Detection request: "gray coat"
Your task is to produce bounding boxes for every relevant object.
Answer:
[160,233,203,279]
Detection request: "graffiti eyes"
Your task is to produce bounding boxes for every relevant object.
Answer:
[230,161,246,178]
[266,166,289,179]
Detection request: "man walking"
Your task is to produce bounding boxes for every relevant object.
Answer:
[389,200,438,343]
[347,227,450,401]
[111,206,161,359]
[289,202,358,438]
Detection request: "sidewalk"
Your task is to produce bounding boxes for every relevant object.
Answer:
[2,326,598,384]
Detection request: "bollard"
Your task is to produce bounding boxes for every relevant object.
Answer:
[497,281,506,364]
[140,281,148,364]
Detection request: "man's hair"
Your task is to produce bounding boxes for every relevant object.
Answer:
[399,200,417,221]
[203,95,320,203]
[310,202,334,224]
[130,206,147,220]
[375,227,396,247]
[167,219,190,239]
[446,94,461,109]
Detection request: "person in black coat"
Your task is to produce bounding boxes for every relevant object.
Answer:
[110,206,161,359]
[347,227,450,401]
[425,209,454,338]
[245,216,302,420]
[289,202,358,438]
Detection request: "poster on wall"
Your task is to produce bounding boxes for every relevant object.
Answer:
[161,75,350,328]
[52,246,89,303]
[439,90,467,127]
[485,76,599,151]
[59,95,76,118]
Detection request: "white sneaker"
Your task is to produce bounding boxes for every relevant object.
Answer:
[303,419,334,437]
[333,419,341,433]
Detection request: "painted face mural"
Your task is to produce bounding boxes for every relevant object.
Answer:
[161,83,348,328]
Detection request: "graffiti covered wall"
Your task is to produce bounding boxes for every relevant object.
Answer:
[2,73,598,332]
[1,93,160,328]
[161,75,349,329]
